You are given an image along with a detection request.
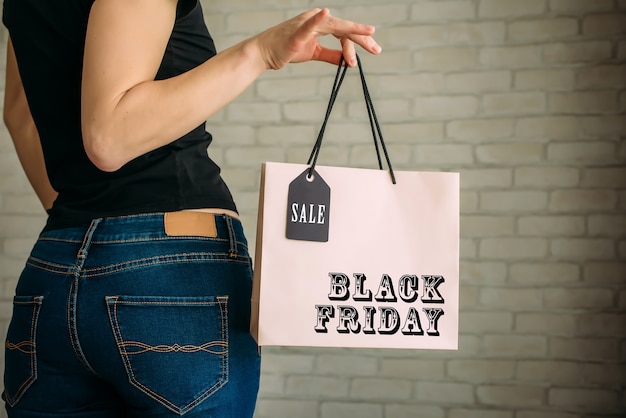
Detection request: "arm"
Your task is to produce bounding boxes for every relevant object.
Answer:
[4,38,57,210]
[81,1,381,172]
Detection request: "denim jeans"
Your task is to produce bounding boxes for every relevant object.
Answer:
[3,212,261,417]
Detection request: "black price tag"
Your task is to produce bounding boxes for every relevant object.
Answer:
[286,169,331,242]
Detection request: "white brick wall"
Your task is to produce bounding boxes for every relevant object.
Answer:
[0,0,624,417]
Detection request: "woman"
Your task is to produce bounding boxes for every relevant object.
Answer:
[2,0,380,416]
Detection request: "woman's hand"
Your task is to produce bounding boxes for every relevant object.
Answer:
[254,8,381,70]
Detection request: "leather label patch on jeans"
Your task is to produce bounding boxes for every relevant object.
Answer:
[164,212,218,237]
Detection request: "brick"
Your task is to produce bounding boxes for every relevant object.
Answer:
[450,410,513,418]
[516,360,580,384]
[582,167,626,188]
[446,71,511,93]
[516,313,577,336]
[461,311,513,332]
[544,288,615,309]
[383,123,444,143]
[377,73,445,95]
[357,51,413,73]
[589,215,626,236]
[577,314,626,337]
[460,169,513,189]
[583,14,626,37]
[481,191,549,212]
[375,25,447,49]
[2,194,46,215]
[549,0,614,14]
[480,288,543,309]
[448,119,514,141]
[577,65,626,89]
[226,10,284,33]
[547,142,618,163]
[483,92,547,115]
[518,216,585,236]
[256,78,318,100]
[413,96,478,119]
[380,358,445,379]
[348,99,411,122]
[414,144,474,165]
[350,378,412,401]
[480,46,541,68]
[479,0,546,18]
[0,215,47,238]
[285,376,349,398]
[510,262,580,284]
[447,22,506,44]
[260,353,315,374]
[341,4,410,25]
[460,285,480,308]
[550,190,618,212]
[461,191,479,213]
[415,382,474,404]
[350,144,412,168]
[581,363,625,386]
[286,146,349,167]
[549,388,619,410]
[321,123,377,146]
[515,167,579,188]
[515,69,575,91]
[584,262,626,285]
[320,403,382,418]
[477,385,544,407]
[254,400,318,418]
[483,335,548,357]
[316,354,378,377]
[413,47,477,71]
[549,91,619,113]
[581,115,626,137]
[226,102,281,122]
[476,142,544,163]
[447,359,514,382]
[385,404,444,418]
[461,237,478,258]
[258,373,285,396]
[283,100,343,122]
[461,216,515,237]
[543,41,613,64]
[552,238,616,260]
[410,1,475,21]
[508,18,578,42]
[516,116,580,139]
[461,261,508,284]
[257,125,317,146]
[480,238,549,259]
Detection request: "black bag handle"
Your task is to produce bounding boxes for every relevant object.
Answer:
[306,55,396,184]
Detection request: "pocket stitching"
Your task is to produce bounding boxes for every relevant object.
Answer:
[105,296,229,414]
[3,296,44,407]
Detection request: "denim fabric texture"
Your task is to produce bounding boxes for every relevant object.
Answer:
[3,213,261,417]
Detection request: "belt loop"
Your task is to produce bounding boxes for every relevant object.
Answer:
[224,215,237,257]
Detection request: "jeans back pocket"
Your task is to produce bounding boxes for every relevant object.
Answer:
[105,295,229,415]
[3,295,44,407]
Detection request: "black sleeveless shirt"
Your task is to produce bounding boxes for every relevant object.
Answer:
[3,0,237,231]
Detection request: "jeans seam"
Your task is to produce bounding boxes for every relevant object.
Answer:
[68,219,100,376]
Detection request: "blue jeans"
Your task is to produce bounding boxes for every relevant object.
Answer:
[3,212,261,417]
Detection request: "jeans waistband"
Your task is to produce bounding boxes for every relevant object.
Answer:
[38,212,246,248]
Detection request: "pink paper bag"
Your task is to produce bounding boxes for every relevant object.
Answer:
[251,161,459,350]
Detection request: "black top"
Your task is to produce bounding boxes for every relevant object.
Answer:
[3,0,237,231]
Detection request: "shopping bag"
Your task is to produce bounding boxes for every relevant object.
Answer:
[251,57,459,350]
